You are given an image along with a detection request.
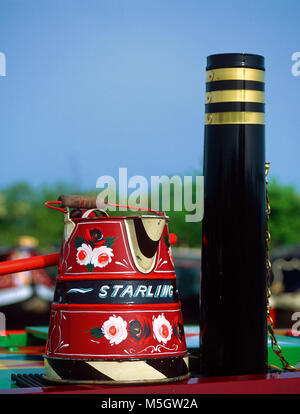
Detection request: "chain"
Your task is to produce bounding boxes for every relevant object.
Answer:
[265,162,298,372]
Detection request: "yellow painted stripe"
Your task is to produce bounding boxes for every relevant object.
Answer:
[205,112,265,125]
[44,359,62,381]
[87,360,167,381]
[206,90,265,104]
[206,67,265,83]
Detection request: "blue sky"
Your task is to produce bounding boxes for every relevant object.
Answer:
[0,0,300,191]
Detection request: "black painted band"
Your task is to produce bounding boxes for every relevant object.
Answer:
[205,102,265,113]
[207,53,265,71]
[206,80,265,92]
[54,279,179,304]
[44,355,189,382]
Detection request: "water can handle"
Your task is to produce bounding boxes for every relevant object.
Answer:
[55,195,165,216]
[58,195,98,209]
[45,201,68,213]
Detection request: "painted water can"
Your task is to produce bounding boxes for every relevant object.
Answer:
[44,195,189,384]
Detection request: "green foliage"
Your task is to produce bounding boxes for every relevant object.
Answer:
[168,209,202,247]
[268,179,300,248]
[0,181,74,252]
[163,235,170,248]
[74,237,86,249]
[87,327,103,339]
[0,178,299,251]
[103,236,119,248]
[86,263,95,272]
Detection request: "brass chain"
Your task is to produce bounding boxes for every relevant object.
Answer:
[265,162,298,372]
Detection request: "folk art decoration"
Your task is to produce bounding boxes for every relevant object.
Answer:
[43,197,190,384]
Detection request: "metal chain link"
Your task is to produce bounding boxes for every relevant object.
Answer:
[265,162,298,372]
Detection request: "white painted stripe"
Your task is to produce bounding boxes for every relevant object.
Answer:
[87,360,166,381]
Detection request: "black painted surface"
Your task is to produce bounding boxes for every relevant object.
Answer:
[134,218,160,259]
[206,53,265,70]
[206,80,265,92]
[200,123,267,376]
[200,53,267,377]
[205,102,265,113]
[54,279,179,304]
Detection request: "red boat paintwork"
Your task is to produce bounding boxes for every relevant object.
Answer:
[46,303,187,360]
[59,218,175,278]
[2,372,300,394]
[45,213,188,377]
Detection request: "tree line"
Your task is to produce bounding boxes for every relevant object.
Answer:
[0,179,299,253]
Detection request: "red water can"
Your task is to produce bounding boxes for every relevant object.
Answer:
[44,196,189,384]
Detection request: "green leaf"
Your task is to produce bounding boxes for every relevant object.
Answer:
[104,236,119,248]
[163,235,170,248]
[74,237,86,248]
[94,210,105,217]
[86,263,94,272]
[89,327,104,339]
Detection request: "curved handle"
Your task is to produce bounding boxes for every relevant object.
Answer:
[81,209,109,218]
[58,195,99,209]
[46,195,164,216]
[45,201,67,213]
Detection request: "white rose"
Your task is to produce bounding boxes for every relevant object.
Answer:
[102,315,127,345]
[76,243,93,266]
[153,314,172,344]
[91,245,114,268]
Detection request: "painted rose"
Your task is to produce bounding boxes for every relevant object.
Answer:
[152,314,172,344]
[76,243,93,266]
[91,245,114,268]
[83,228,104,248]
[102,315,127,345]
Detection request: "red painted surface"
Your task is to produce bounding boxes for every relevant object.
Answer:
[46,304,186,359]
[59,218,175,278]
[45,216,187,362]
[3,372,300,394]
[0,253,60,275]
[0,330,26,336]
